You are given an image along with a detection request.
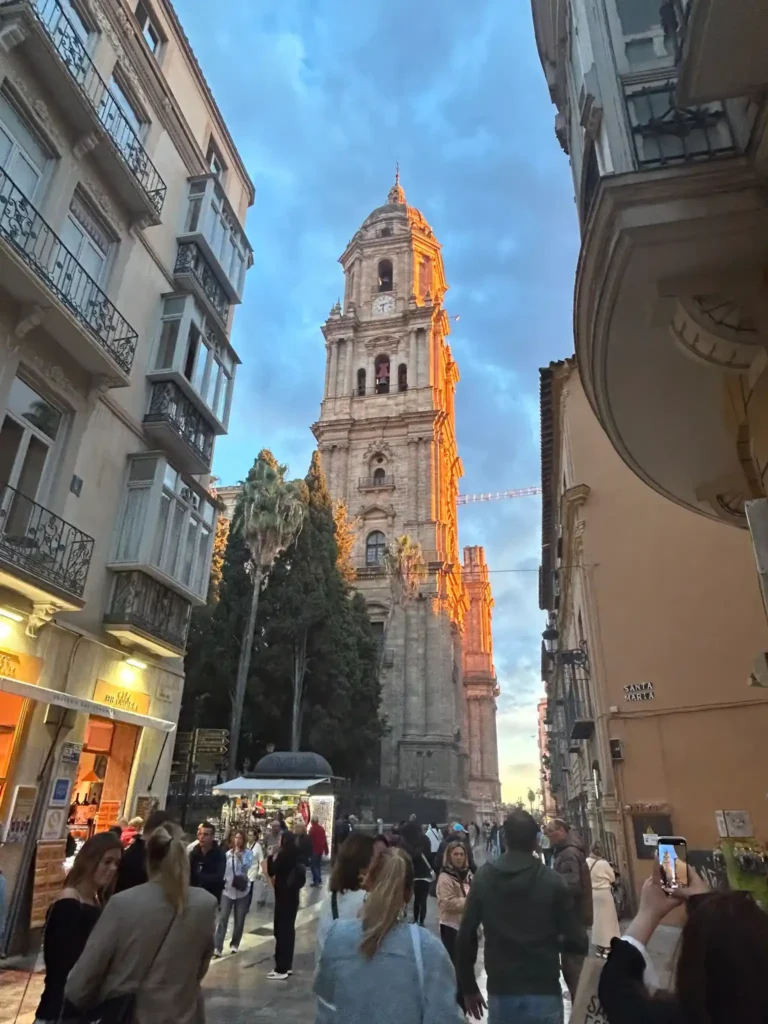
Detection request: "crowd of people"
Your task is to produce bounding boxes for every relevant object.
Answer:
[30,805,767,1024]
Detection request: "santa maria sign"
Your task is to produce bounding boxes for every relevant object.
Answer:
[624,682,654,702]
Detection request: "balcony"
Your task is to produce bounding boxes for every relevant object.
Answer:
[178,176,251,302]
[174,243,230,329]
[356,562,386,581]
[359,475,395,491]
[0,165,137,383]
[564,689,595,743]
[143,382,215,475]
[103,570,191,658]
[663,0,768,106]
[0,0,166,223]
[0,482,93,610]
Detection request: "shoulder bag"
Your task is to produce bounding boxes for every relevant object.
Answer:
[87,911,177,1024]
[231,852,248,892]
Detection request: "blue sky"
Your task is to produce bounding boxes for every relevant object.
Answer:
[175,0,579,802]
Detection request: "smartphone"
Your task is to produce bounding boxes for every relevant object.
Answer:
[657,836,688,891]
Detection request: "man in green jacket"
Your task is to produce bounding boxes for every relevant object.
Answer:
[456,809,588,1023]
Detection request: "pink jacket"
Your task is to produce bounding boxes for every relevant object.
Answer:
[436,869,472,930]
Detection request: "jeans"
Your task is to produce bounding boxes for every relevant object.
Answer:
[561,953,585,1000]
[412,879,429,925]
[274,897,299,973]
[310,852,323,886]
[488,994,563,1024]
[214,893,249,951]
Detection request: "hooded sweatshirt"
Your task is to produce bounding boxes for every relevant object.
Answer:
[552,832,594,928]
[455,850,588,998]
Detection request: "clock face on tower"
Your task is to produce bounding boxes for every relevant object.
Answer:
[372,293,395,316]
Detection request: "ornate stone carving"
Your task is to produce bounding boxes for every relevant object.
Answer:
[363,440,393,462]
[14,305,47,339]
[6,73,65,152]
[73,132,101,159]
[0,18,26,55]
[26,602,58,638]
[21,348,83,401]
[79,175,126,235]
[670,296,764,373]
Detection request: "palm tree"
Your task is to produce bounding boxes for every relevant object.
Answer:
[528,788,537,815]
[227,450,305,777]
[380,534,428,667]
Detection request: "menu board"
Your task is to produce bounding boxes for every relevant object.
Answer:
[30,840,67,928]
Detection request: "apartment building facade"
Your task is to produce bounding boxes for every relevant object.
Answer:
[0,0,252,950]
[531,0,768,611]
[540,360,768,904]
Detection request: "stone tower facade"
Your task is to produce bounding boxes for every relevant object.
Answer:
[312,175,472,811]
[462,547,502,817]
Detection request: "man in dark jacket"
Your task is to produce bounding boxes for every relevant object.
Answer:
[189,820,226,902]
[546,818,593,998]
[456,810,587,1021]
[434,823,477,875]
[114,808,173,893]
[293,820,314,869]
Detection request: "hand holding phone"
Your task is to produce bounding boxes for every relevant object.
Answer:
[657,836,688,892]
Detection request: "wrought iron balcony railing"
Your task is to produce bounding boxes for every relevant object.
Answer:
[0,482,94,599]
[564,687,595,742]
[30,0,166,213]
[359,475,395,489]
[0,165,138,374]
[144,381,214,469]
[104,570,191,653]
[174,242,229,325]
[624,81,737,169]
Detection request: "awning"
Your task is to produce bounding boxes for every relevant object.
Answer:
[213,777,330,794]
[0,675,176,732]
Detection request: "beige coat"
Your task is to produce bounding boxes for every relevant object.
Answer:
[436,869,472,930]
[65,880,216,1024]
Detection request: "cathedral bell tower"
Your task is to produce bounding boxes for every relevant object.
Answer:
[312,173,471,810]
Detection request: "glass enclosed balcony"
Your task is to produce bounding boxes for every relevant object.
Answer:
[178,175,251,301]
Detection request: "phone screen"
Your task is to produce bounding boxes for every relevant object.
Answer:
[657,837,688,890]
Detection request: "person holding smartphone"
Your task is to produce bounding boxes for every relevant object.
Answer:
[598,850,768,1024]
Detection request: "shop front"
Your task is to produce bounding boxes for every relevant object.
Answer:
[213,776,335,847]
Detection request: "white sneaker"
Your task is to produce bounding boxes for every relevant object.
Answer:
[230,946,238,954]
[267,971,289,980]
[212,950,223,959]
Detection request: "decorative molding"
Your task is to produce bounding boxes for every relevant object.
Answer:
[26,602,58,638]
[20,348,83,401]
[14,305,47,340]
[362,440,393,462]
[79,174,128,237]
[73,132,101,159]
[5,72,65,153]
[0,17,26,54]
[563,483,591,510]
[670,296,764,374]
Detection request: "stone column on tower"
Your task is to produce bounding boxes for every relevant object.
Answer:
[311,172,473,817]
[462,546,502,817]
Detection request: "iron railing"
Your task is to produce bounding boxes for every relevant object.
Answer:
[104,570,191,652]
[0,165,138,373]
[564,687,595,742]
[28,0,166,213]
[0,482,93,598]
[144,381,214,468]
[174,243,229,325]
[359,475,395,489]
[624,81,737,168]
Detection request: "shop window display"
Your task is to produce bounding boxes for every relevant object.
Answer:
[68,717,139,845]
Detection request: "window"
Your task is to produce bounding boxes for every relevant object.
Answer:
[374,355,390,395]
[372,468,385,486]
[418,257,432,298]
[110,77,142,137]
[398,363,408,392]
[153,296,234,425]
[182,178,247,296]
[0,376,63,507]
[356,368,366,396]
[100,75,144,165]
[206,139,226,179]
[60,192,112,284]
[135,1,162,53]
[61,0,91,43]
[615,0,661,36]
[377,259,393,292]
[113,456,216,599]
[366,531,387,566]
[0,90,50,200]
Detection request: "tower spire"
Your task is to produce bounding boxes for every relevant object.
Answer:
[387,162,406,205]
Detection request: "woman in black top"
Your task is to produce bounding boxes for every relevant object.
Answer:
[36,831,122,1023]
[266,831,306,980]
[599,861,768,1024]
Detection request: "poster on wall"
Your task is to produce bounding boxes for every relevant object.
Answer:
[4,784,38,843]
[41,807,67,842]
[134,794,158,821]
[722,810,754,839]
[632,813,673,860]
[49,778,71,808]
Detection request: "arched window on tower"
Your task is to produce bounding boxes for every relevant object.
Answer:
[366,530,387,566]
[419,257,432,299]
[357,368,366,396]
[377,259,393,292]
[375,354,390,394]
[373,467,386,487]
[397,363,408,392]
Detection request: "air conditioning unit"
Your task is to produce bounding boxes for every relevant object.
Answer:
[609,738,623,761]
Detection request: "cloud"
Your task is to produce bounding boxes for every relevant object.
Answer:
[175,0,578,797]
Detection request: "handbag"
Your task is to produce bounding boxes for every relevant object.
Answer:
[231,853,248,892]
[87,911,176,1024]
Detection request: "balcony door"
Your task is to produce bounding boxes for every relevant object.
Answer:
[0,377,63,537]
[0,90,50,202]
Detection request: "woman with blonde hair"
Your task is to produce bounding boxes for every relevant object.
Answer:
[587,842,620,958]
[314,846,463,1023]
[35,831,123,1024]
[65,826,216,1024]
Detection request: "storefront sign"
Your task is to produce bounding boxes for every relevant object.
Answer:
[3,784,37,843]
[0,647,42,684]
[624,682,654,702]
[155,683,175,704]
[93,680,150,717]
[50,778,70,808]
[60,741,83,766]
[31,840,67,928]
